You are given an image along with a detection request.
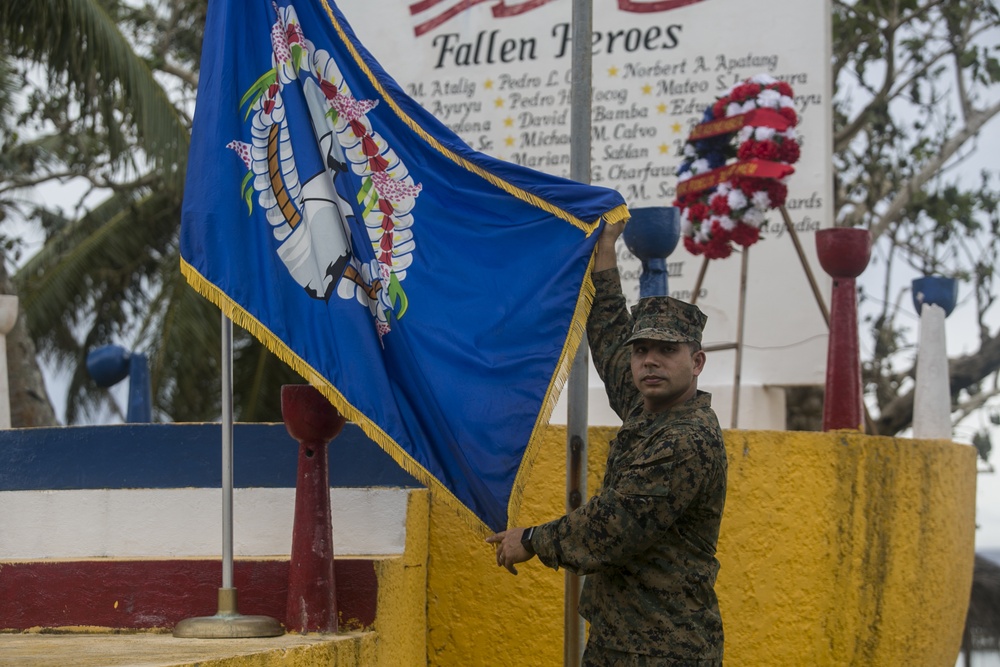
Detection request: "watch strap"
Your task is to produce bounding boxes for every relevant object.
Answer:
[521,526,536,555]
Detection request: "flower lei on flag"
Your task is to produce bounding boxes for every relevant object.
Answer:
[674,75,801,260]
[229,4,420,339]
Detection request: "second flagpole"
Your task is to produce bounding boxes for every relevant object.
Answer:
[172,313,283,638]
[566,0,593,664]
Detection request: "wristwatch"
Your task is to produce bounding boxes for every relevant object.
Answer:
[521,526,536,555]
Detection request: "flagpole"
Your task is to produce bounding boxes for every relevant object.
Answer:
[221,313,234,590]
[566,0,593,665]
[172,313,283,638]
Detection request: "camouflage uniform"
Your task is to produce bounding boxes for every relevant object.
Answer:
[530,268,727,666]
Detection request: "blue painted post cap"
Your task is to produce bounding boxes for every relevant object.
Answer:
[912,276,958,317]
[86,345,131,388]
[622,206,681,261]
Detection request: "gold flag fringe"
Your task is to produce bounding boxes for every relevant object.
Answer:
[182,209,628,535]
[505,254,595,527]
[181,259,492,536]
[603,203,631,227]
[506,214,627,527]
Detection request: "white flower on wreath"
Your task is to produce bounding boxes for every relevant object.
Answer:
[716,215,736,231]
[727,188,748,211]
[691,158,712,174]
[751,190,772,209]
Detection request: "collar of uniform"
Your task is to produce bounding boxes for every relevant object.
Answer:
[636,390,713,423]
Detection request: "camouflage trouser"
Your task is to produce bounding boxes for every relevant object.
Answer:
[583,643,723,667]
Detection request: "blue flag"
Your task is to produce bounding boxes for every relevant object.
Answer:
[180,0,627,532]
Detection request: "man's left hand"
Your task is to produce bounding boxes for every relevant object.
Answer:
[485,528,532,575]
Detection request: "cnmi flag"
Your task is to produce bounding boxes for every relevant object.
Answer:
[180,0,627,532]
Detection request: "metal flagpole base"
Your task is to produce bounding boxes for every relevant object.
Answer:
[173,588,284,638]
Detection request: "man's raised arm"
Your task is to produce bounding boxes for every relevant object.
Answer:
[593,220,623,273]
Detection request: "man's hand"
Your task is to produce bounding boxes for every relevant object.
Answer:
[594,220,625,272]
[485,528,533,575]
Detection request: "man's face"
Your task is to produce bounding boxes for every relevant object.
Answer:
[629,339,706,413]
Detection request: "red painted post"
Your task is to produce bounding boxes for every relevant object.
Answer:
[280,384,346,633]
[815,228,872,431]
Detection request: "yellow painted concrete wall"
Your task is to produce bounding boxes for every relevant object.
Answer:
[371,489,430,665]
[425,425,615,666]
[424,427,977,666]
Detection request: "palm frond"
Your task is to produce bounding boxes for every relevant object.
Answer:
[0,55,18,117]
[146,254,223,421]
[0,0,190,186]
[16,189,178,333]
[233,337,301,423]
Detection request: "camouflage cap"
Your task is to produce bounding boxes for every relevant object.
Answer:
[625,296,707,345]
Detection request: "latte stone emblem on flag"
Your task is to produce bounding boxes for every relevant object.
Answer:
[226,4,421,339]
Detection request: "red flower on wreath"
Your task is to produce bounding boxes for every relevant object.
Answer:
[709,194,731,216]
[730,223,761,247]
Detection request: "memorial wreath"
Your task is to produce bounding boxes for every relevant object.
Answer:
[674,75,801,259]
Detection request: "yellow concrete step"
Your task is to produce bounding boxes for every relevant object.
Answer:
[0,631,377,667]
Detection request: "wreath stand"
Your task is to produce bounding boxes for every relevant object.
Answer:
[687,206,830,428]
[675,75,876,431]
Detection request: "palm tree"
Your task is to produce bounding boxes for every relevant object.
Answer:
[0,0,299,423]
[0,50,57,426]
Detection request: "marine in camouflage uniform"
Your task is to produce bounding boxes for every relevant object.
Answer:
[530,267,727,666]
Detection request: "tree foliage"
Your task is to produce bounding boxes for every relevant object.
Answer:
[3,0,1000,436]
[0,0,300,423]
[832,0,1000,448]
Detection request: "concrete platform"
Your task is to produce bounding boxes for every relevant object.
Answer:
[0,631,376,667]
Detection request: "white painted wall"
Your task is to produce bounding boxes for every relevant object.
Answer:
[0,488,411,560]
